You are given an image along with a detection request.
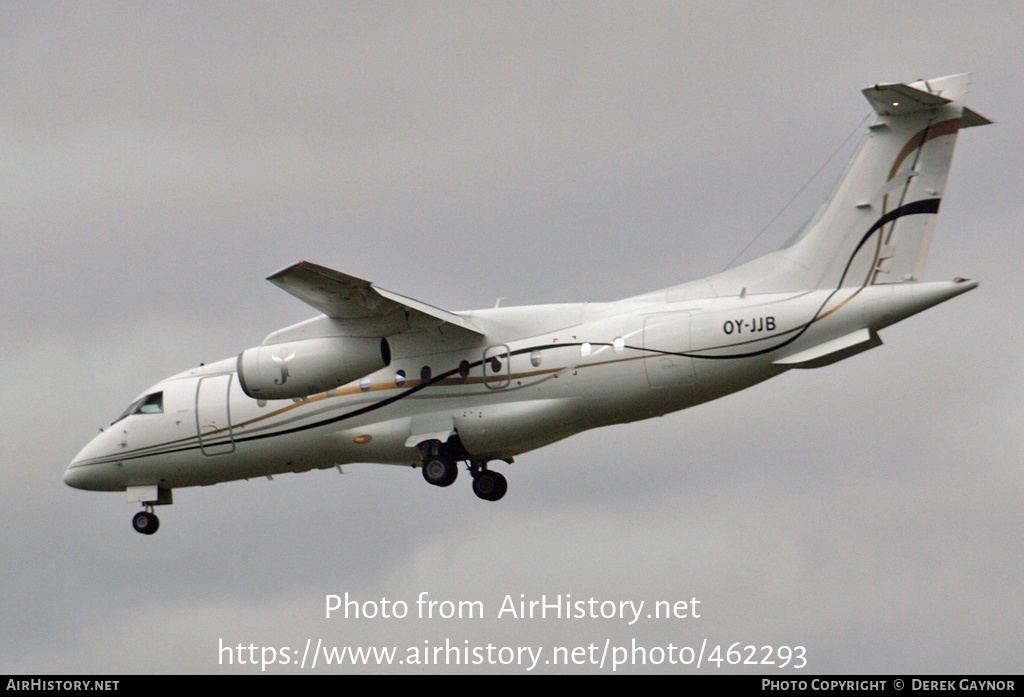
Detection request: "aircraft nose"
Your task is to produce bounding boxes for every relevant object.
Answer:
[64,457,121,491]
[65,434,119,491]
[63,462,92,490]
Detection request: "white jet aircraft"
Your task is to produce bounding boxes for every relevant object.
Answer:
[66,74,990,534]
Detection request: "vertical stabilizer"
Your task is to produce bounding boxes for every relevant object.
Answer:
[786,73,989,290]
[698,74,990,298]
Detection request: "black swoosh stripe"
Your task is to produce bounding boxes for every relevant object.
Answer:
[638,198,941,361]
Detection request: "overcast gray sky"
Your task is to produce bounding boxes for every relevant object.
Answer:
[3,1,1022,674]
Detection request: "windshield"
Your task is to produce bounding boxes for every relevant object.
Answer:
[113,391,163,424]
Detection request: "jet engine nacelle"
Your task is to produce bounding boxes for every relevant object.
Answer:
[237,336,391,400]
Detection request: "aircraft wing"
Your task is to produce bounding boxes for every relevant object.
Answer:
[267,261,483,336]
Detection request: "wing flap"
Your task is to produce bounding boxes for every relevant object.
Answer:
[268,261,483,336]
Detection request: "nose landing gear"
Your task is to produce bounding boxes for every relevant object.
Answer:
[126,486,171,535]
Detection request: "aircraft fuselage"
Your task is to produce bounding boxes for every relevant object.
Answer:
[65,280,974,493]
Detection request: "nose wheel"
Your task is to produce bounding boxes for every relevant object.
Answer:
[132,507,160,535]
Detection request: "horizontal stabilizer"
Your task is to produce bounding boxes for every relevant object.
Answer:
[862,82,951,116]
[960,107,993,129]
[773,328,882,369]
[268,261,483,336]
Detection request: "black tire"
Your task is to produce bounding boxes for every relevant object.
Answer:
[490,471,508,501]
[132,511,160,535]
[422,457,457,487]
[472,470,507,501]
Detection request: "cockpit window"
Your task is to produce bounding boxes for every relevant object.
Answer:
[113,391,164,424]
[137,392,164,414]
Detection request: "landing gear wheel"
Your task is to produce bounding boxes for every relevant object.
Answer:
[422,456,458,487]
[132,510,160,535]
[472,470,507,501]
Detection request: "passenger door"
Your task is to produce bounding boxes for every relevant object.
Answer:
[195,375,235,455]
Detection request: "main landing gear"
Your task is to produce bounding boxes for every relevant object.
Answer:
[421,454,459,488]
[132,506,160,535]
[419,440,508,502]
[469,462,507,502]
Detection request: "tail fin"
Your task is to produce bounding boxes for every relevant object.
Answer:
[705,74,990,296]
[790,73,990,290]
